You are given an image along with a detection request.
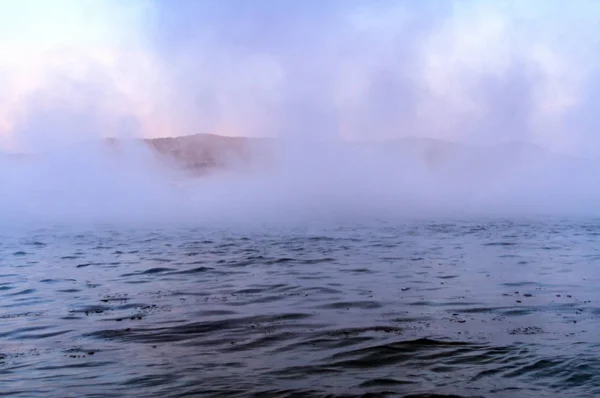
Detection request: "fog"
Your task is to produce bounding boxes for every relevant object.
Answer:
[1,0,600,228]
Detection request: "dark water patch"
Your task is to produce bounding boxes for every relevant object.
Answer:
[370,243,397,248]
[278,335,375,353]
[100,296,130,303]
[484,242,517,246]
[86,313,314,344]
[499,308,536,316]
[23,241,47,247]
[266,258,295,264]
[84,328,135,340]
[92,246,111,251]
[359,378,416,387]
[7,288,36,296]
[301,286,342,294]
[70,305,113,316]
[59,255,80,260]
[303,257,336,264]
[167,266,215,275]
[325,339,472,369]
[322,326,404,339]
[308,236,336,242]
[342,268,375,274]
[147,258,173,263]
[403,395,484,398]
[121,267,175,277]
[13,329,72,340]
[316,301,382,310]
[0,325,69,339]
[198,388,395,398]
[36,360,115,370]
[332,338,470,356]
[501,282,542,287]
[233,288,264,295]
[503,358,564,378]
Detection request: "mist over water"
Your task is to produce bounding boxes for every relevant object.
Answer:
[2,123,600,228]
[1,1,600,227]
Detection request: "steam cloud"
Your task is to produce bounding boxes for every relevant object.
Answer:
[1,0,600,227]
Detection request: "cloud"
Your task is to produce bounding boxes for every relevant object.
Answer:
[144,0,600,155]
[2,0,600,156]
[0,0,155,150]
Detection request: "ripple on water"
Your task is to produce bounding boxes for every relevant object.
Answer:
[0,220,599,397]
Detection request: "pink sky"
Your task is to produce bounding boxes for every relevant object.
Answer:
[1,0,600,156]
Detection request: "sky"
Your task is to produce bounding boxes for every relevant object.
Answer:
[1,0,600,156]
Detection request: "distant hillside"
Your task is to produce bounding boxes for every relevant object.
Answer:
[143,134,272,175]
[4,133,587,180]
[137,134,585,179]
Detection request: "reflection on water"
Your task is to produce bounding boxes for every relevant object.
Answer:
[1,219,600,397]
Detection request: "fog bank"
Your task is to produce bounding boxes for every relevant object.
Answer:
[1,1,600,228]
[2,134,599,229]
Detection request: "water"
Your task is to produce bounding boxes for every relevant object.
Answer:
[1,219,600,397]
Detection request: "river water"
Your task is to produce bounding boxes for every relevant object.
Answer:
[1,218,600,397]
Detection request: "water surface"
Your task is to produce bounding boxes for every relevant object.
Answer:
[1,219,600,397]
